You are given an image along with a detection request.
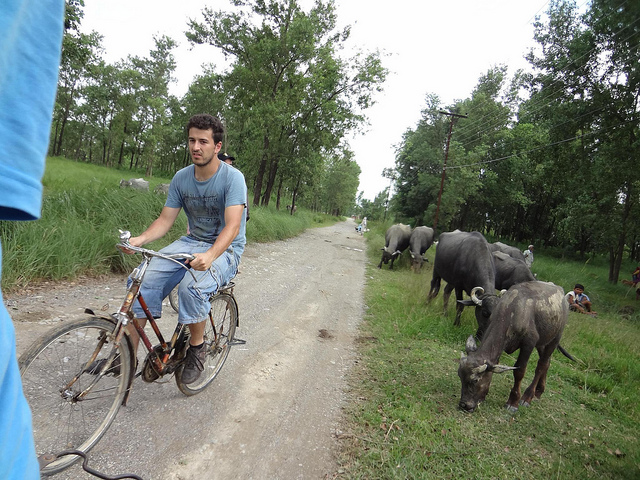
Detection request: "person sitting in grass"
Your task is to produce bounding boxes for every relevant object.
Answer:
[565,283,597,315]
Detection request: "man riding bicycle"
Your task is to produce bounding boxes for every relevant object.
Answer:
[123,114,247,384]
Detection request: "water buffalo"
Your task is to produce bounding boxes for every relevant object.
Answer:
[409,226,435,272]
[488,241,526,262]
[120,178,149,191]
[492,251,535,290]
[458,281,568,413]
[154,183,170,194]
[428,230,499,338]
[378,224,412,270]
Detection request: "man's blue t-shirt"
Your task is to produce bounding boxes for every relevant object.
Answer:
[1,1,64,478]
[166,162,247,257]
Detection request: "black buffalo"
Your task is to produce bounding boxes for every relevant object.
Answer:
[492,251,536,290]
[428,230,499,338]
[409,226,435,272]
[488,241,526,262]
[378,224,412,270]
[458,281,568,413]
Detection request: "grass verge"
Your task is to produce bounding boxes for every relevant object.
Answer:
[337,224,640,479]
[0,157,339,290]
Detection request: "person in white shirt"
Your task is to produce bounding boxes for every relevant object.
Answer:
[565,283,596,315]
[523,244,534,268]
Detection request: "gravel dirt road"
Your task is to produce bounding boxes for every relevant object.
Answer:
[9,219,366,479]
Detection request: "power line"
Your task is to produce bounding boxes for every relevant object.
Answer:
[447,116,636,170]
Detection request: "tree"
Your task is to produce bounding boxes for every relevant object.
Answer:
[186,0,386,207]
[525,0,640,282]
[51,1,102,157]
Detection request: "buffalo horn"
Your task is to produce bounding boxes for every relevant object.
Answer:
[471,287,484,306]
[490,364,518,374]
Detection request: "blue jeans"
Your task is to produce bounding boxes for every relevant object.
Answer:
[130,236,239,324]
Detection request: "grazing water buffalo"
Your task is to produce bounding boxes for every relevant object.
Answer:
[409,226,435,272]
[488,241,526,262]
[120,178,149,191]
[154,183,170,194]
[458,281,568,413]
[378,223,412,270]
[492,251,535,290]
[428,230,499,338]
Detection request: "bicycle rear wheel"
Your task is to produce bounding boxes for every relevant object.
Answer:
[168,285,179,313]
[19,317,133,476]
[176,293,237,395]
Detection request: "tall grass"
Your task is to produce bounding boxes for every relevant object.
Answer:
[338,223,640,479]
[0,157,339,290]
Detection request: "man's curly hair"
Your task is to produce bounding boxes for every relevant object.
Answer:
[187,114,224,144]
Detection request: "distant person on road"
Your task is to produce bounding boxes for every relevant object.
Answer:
[356,216,367,235]
[523,244,534,268]
[565,283,597,315]
[0,1,65,477]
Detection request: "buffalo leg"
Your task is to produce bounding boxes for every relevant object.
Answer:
[454,286,464,326]
[506,346,533,411]
[442,283,454,316]
[521,343,555,406]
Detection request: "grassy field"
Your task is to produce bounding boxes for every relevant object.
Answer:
[337,223,639,479]
[0,157,338,290]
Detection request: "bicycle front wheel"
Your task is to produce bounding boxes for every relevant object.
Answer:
[19,317,133,476]
[176,293,237,396]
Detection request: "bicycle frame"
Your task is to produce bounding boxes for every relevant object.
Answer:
[23,231,240,476]
[77,233,198,399]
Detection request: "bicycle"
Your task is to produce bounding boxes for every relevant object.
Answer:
[18,230,240,476]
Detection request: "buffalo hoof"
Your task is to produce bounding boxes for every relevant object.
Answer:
[519,400,531,408]
[505,404,519,413]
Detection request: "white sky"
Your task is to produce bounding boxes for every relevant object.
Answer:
[82,0,548,200]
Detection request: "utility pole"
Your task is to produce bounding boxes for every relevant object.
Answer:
[433,110,468,233]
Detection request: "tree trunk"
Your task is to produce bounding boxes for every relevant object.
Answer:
[276,177,283,211]
[290,177,301,215]
[55,83,76,156]
[50,118,60,156]
[253,135,269,207]
[261,156,279,207]
[609,184,633,283]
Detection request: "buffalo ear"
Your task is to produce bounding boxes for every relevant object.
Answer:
[465,335,478,354]
[490,364,518,374]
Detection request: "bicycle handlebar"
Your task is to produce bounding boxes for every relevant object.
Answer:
[117,230,196,262]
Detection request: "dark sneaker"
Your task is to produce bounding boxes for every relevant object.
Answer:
[85,355,121,376]
[181,343,207,384]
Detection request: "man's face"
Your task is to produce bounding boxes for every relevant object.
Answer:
[188,127,221,167]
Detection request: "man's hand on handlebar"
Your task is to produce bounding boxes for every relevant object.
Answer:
[187,251,215,271]
[120,236,144,255]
